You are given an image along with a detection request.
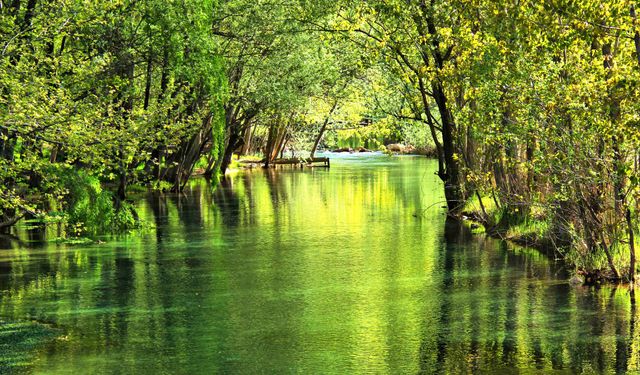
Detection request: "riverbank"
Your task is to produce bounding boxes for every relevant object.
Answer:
[461,194,637,285]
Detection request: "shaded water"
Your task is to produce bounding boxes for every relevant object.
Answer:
[0,154,638,374]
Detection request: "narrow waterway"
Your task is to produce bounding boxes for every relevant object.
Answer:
[0,154,637,373]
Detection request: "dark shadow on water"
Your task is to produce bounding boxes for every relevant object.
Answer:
[212,177,241,228]
[443,216,473,244]
[148,192,169,243]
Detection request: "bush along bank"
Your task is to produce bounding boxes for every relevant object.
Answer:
[462,193,639,285]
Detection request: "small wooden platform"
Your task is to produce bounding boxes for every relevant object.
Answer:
[272,157,330,168]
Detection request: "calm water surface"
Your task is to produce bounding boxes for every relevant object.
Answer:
[0,154,638,374]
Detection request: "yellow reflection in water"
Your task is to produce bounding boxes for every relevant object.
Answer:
[0,156,638,373]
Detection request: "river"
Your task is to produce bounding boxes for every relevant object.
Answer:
[0,154,637,373]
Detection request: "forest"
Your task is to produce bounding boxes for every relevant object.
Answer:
[2,0,640,285]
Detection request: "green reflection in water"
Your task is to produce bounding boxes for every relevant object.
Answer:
[0,155,638,374]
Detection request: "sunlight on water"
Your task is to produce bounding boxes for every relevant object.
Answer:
[0,155,638,374]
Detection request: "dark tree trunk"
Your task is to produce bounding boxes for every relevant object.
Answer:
[0,211,23,234]
[143,50,153,110]
[160,113,214,191]
[432,81,463,214]
[264,122,277,167]
[114,44,135,206]
[220,130,241,174]
[412,2,465,215]
[159,47,169,101]
[628,208,636,282]
[22,0,36,29]
[0,130,15,161]
[9,0,21,15]
[143,46,171,181]
[526,133,535,192]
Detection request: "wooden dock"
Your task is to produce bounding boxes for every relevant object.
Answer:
[272,157,330,168]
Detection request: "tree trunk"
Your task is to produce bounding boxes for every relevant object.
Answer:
[239,124,253,156]
[526,133,536,193]
[114,42,135,206]
[272,129,287,161]
[417,5,465,215]
[220,130,240,174]
[143,49,153,110]
[601,233,620,280]
[630,5,640,283]
[432,81,463,214]
[632,6,640,66]
[0,211,23,234]
[311,101,338,158]
[628,208,636,282]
